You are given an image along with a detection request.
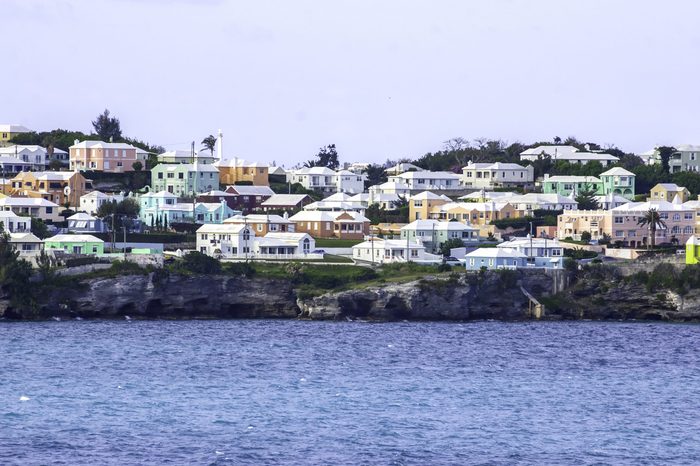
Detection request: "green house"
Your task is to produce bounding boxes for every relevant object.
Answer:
[151,163,220,196]
[44,234,105,255]
[542,167,635,200]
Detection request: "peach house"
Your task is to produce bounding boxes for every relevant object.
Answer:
[69,140,141,173]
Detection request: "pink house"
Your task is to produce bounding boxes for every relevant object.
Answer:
[69,140,142,173]
[557,198,695,247]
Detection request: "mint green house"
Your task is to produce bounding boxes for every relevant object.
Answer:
[151,163,219,196]
[542,168,635,200]
[400,219,479,253]
[44,234,105,255]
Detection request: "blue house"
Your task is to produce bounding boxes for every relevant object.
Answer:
[464,248,527,270]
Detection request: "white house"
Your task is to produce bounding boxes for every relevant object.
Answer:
[460,162,534,189]
[519,144,618,165]
[506,193,578,213]
[464,247,528,270]
[387,171,461,191]
[368,181,412,199]
[400,219,479,253]
[254,232,316,258]
[67,212,107,233]
[0,197,62,222]
[303,192,367,214]
[496,236,565,269]
[0,145,66,171]
[385,162,424,175]
[79,191,125,215]
[0,210,31,233]
[352,238,442,264]
[196,223,255,258]
[9,232,43,258]
[519,145,579,161]
[287,167,366,194]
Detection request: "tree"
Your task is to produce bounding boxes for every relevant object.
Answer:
[637,208,667,249]
[36,249,57,282]
[0,227,33,306]
[92,109,122,141]
[656,146,676,174]
[132,161,143,171]
[575,186,599,210]
[180,251,221,274]
[580,231,592,243]
[553,136,562,144]
[201,135,217,155]
[31,217,50,239]
[304,144,339,170]
[364,164,387,188]
[440,238,465,257]
[48,159,63,171]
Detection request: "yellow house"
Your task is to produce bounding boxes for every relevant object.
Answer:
[215,158,269,186]
[427,201,520,226]
[686,235,700,264]
[409,191,451,221]
[649,183,690,203]
[10,171,93,207]
[0,124,31,147]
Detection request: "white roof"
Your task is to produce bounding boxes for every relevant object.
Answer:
[289,210,369,223]
[196,223,250,234]
[9,232,42,243]
[195,202,227,212]
[436,201,510,213]
[263,232,310,242]
[0,145,67,155]
[544,175,602,183]
[0,197,59,207]
[0,210,22,219]
[554,152,619,162]
[260,194,310,206]
[324,192,353,202]
[268,166,287,175]
[226,185,275,196]
[498,236,562,249]
[291,166,337,175]
[402,219,478,231]
[67,212,97,221]
[142,190,178,198]
[157,163,218,172]
[520,145,578,156]
[411,191,452,201]
[69,140,140,150]
[612,199,690,212]
[353,238,425,250]
[599,167,634,177]
[654,183,687,191]
[81,191,110,199]
[224,214,293,224]
[214,158,267,168]
[0,156,31,165]
[675,144,700,152]
[199,189,236,197]
[466,248,527,259]
[0,124,31,133]
[459,191,518,200]
[394,171,460,180]
[46,234,103,243]
[387,162,424,173]
[508,193,578,205]
[464,162,528,170]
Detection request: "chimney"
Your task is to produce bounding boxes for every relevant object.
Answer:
[217,129,223,160]
[74,139,79,145]
[109,136,113,143]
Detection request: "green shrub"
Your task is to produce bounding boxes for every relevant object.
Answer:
[177,252,222,274]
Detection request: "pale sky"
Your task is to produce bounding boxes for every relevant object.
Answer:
[3,0,700,166]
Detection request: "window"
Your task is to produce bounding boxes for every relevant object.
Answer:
[411,249,418,257]
[659,213,668,219]
[673,213,680,221]
[685,213,693,220]
[614,217,623,224]
[158,172,163,179]
[46,207,53,214]
[628,230,636,237]
[672,226,681,234]
[615,230,624,237]
[179,173,184,179]
[684,226,694,234]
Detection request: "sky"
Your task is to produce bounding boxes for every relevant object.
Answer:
[3,0,700,166]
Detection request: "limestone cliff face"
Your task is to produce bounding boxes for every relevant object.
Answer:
[1,273,300,320]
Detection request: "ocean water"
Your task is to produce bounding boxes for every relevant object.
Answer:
[1,320,699,465]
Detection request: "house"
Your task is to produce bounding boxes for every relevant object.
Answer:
[460,162,534,189]
[79,191,124,215]
[506,193,578,215]
[599,167,635,199]
[464,247,528,270]
[215,158,269,186]
[303,192,367,214]
[595,193,630,210]
[224,185,276,212]
[157,149,216,165]
[368,180,412,200]
[519,145,618,165]
[44,234,105,255]
[69,140,143,173]
[519,145,579,162]
[151,163,219,195]
[287,167,365,194]
[387,170,461,192]
[0,197,62,222]
[542,175,602,197]
[0,124,31,147]
[644,145,700,173]
[268,166,287,177]
[0,145,67,171]
[260,194,313,213]
[194,202,239,224]
[67,212,108,233]
[224,213,296,235]
[10,171,93,206]
[557,198,695,247]
[368,193,404,210]
[139,191,239,225]
[400,220,479,253]
[427,201,520,226]
[409,191,452,221]
[496,236,564,269]
[458,190,519,202]
[195,223,255,258]
[289,210,370,239]
[344,162,371,174]
[254,232,316,258]
[685,236,700,264]
[9,232,43,258]
[649,183,690,203]
[385,162,425,176]
[352,237,440,264]
[0,210,31,232]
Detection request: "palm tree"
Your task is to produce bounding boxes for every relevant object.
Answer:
[637,208,667,249]
[201,135,217,156]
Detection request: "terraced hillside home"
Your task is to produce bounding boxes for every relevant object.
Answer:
[505,193,578,215]
[460,162,534,189]
[644,144,700,173]
[408,191,452,221]
[224,185,276,212]
[79,191,125,215]
[44,234,105,255]
[286,167,365,194]
[224,214,296,235]
[0,124,31,147]
[0,145,67,171]
[151,163,219,195]
[195,223,255,258]
[352,238,440,264]
[496,236,564,269]
[10,171,93,206]
[400,219,479,254]
[519,145,579,162]
[519,144,618,165]
[67,212,108,233]
[215,158,269,186]
[649,183,691,203]
[464,247,527,270]
[0,210,31,232]
[0,197,62,222]
[542,175,602,197]
[289,210,370,239]
[157,149,216,165]
[69,140,145,173]
[426,200,520,226]
[9,232,43,258]
[387,170,461,192]
[557,197,695,247]
[259,194,313,213]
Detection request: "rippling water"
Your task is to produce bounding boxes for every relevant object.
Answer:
[1,320,699,465]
